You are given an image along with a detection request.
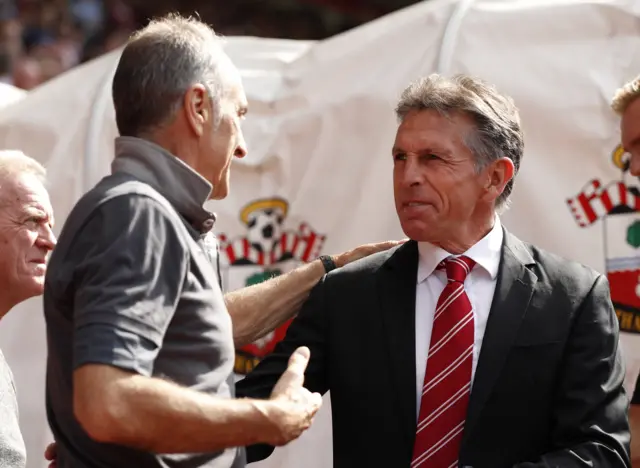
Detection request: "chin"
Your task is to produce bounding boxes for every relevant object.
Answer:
[30,276,45,294]
[210,187,229,200]
[210,174,230,200]
[400,219,435,243]
[14,281,44,304]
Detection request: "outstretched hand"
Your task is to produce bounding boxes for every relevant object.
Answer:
[266,346,323,446]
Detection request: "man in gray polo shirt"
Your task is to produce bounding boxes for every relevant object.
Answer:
[43,13,398,468]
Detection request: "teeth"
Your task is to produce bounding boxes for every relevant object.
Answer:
[407,202,422,206]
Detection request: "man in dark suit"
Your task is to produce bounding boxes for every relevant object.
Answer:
[236,74,631,467]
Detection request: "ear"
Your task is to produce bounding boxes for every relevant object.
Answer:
[482,157,515,204]
[183,83,210,137]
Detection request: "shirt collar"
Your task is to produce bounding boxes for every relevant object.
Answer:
[111,136,216,233]
[417,216,504,284]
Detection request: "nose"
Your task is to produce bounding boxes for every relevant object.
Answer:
[36,225,57,251]
[630,151,640,177]
[235,129,248,159]
[400,156,423,187]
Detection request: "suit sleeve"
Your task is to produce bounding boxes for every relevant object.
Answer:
[235,274,330,463]
[513,274,631,468]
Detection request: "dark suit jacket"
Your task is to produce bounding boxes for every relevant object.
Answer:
[236,230,631,468]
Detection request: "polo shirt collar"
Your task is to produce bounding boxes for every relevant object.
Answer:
[111,136,216,233]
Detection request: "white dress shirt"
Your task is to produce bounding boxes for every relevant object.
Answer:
[414,217,504,418]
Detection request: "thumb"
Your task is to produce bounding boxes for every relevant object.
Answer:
[285,346,310,383]
[273,347,310,396]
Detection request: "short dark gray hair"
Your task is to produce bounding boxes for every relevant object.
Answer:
[395,74,524,209]
[112,13,228,137]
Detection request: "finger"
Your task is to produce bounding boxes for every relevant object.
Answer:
[272,347,311,396]
[367,240,405,252]
[285,346,310,378]
[306,392,323,413]
[312,392,323,408]
[44,443,56,460]
[382,239,407,248]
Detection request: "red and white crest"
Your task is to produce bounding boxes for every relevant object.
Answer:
[217,197,327,375]
[567,145,640,333]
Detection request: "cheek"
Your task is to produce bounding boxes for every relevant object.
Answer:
[15,232,36,254]
[210,118,232,147]
[0,231,34,271]
[630,151,640,176]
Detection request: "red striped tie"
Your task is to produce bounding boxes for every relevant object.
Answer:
[411,255,476,468]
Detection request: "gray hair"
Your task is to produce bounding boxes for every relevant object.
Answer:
[395,74,524,210]
[0,150,46,183]
[0,150,46,207]
[112,13,229,137]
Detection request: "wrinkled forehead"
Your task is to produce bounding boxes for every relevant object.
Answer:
[0,173,53,215]
[394,109,475,151]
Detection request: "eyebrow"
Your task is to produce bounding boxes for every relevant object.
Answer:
[23,206,54,225]
[391,146,452,156]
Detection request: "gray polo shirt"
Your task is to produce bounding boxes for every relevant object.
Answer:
[43,137,243,468]
[0,350,26,468]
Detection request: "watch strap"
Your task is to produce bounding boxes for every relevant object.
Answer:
[319,255,337,273]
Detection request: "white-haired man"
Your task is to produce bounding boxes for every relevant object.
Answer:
[42,13,399,468]
[611,75,640,467]
[0,150,56,468]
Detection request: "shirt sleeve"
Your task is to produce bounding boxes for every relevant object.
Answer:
[71,194,189,376]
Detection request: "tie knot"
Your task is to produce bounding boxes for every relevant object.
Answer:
[437,256,476,283]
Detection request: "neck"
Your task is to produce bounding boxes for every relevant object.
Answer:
[435,213,496,255]
[144,129,199,171]
[0,296,17,321]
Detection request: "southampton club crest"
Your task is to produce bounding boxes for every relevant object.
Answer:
[567,144,640,333]
[218,197,327,375]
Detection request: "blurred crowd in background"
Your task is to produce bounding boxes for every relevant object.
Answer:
[0,0,419,90]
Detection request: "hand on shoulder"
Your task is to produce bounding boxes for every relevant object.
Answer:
[333,239,407,268]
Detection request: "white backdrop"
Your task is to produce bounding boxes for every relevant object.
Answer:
[0,83,25,109]
[0,0,639,467]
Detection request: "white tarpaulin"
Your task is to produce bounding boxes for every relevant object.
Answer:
[0,0,639,466]
[0,83,26,109]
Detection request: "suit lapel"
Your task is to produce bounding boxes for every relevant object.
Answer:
[377,241,419,450]
[462,229,537,446]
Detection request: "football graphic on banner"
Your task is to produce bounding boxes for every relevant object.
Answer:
[218,197,327,375]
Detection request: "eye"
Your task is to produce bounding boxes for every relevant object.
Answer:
[393,153,407,161]
[25,216,47,227]
[24,217,40,227]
